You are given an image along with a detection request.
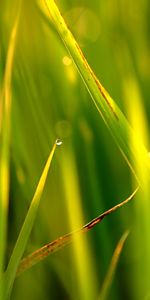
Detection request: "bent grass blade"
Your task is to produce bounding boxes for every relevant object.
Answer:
[16,187,138,276]
[99,231,129,300]
[43,0,150,185]
[3,141,58,299]
[0,3,21,299]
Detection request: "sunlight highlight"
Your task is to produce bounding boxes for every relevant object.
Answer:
[60,146,97,300]
[123,74,150,299]
[62,55,77,84]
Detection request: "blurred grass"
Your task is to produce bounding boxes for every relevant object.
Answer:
[1,0,150,299]
[0,2,21,298]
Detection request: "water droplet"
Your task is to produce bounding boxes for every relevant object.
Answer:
[55,138,63,146]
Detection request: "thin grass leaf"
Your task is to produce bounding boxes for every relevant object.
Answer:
[43,0,150,184]
[99,231,129,300]
[0,3,21,298]
[16,187,138,276]
[3,141,57,299]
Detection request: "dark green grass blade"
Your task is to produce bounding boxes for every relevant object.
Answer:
[43,0,150,185]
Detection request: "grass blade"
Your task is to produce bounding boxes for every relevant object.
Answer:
[3,141,57,299]
[0,3,21,298]
[99,231,129,300]
[43,0,150,184]
[16,187,138,276]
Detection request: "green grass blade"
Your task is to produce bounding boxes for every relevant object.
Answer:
[43,0,150,184]
[3,141,57,299]
[99,231,129,300]
[16,187,138,276]
[0,4,21,298]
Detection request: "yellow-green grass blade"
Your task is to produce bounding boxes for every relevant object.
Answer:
[43,0,150,184]
[3,141,57,299]
[99,231,129,300]
[16,187,138,276]
[0,3,21,299]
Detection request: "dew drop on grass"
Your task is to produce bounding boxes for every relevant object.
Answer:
[55,138,63,146]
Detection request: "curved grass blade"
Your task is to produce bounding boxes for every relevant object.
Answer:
[16,187,138,276]
[43,0,150,184]
[99,231,129,300]
[3,141,57,299]
[0,3,21,299]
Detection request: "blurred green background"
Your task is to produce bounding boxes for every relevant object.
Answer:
[1,0,150,299]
